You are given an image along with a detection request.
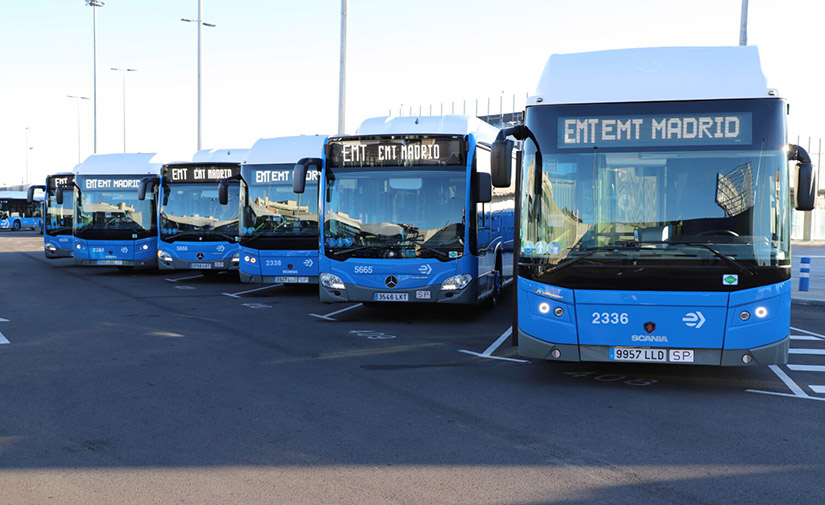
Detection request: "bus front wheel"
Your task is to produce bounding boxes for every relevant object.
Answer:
[11,220,21,231]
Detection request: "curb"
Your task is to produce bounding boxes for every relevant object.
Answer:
[791,297,825,307]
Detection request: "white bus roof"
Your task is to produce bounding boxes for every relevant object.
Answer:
[531,46,773,106]
[355,115,499,144]
[0,191,31,199]
[74,153,163,176]
[244,135,327,165]
[192,148,249,163]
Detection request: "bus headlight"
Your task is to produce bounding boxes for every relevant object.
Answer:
[755,306,768,318]
[440,274,472,291]
[243,255,257,264]
[320,272,345,290]
[158,250,173,263]
[45,244,57,252]
[231,253,239,265]
[141,244,149,250]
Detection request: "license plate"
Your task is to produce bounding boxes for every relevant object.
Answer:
[375,292,409,302]
[415,290,431,300]
[610,347,667,362]
[96,260,123,266]
[190,263,212,269]
[275,276,309,284]
[668,349,695,363]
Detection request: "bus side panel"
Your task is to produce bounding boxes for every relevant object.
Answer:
[516,277,578,345]
[239,248,318,283]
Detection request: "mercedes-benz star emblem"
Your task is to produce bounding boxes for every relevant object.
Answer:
[385,275,398,288]
[197,252,204,260]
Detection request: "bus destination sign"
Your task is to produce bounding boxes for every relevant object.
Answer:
[83,178,142,190]
[164,164,241,183]
[250,169,319,185]
[47,175,74,192]
[328,137,465,168]
[557,112,752,148]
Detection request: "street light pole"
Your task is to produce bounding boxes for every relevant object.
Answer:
[182,0,215,151]
[110,68,137,152]
[739,0,748,46]
[338,0,348,135]
[86,1,104,154]
[67,95,89,163]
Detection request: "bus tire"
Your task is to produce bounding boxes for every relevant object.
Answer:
[12,220,21,231]
[483,268,502,308]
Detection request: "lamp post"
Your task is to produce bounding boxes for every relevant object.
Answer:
[67,95,89,162]
[85,0,104,154]
[338,0,347,135]
[110,68,137,152]
[182,0,215,151]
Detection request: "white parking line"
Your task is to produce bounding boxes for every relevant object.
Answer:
[309,303,363,321]
[0,317,8,344]
[790,326,825,339]
[789,349,825,355]
[222,284,283,298]
[791,335,821,341]
[787,364,825,372]
[166,274,204,283]
[459,326,529,363]
[811,386,825,394]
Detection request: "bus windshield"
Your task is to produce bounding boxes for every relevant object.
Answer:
[75,175,156,239]
[520,99,790,279]
[240,164,319,246]
[45,193,73,236]
[324,167,466,260]
[160,183,239,242]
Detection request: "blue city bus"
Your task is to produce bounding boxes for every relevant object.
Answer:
[28,173,74,257]
[294,115,515,304]
[220,136,326,284]
[0,191,42,232]
[490,46,818,365]
[64,153,163,269]
[142,149,247,272]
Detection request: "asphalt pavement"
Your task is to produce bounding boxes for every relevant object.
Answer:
[1,231,824,505]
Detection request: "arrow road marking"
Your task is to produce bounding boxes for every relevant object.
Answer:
[682,311,705,329]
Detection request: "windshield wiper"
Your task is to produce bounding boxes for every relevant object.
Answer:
[668,241,755,276]
[399,238,453,260]
[328,245,385,257]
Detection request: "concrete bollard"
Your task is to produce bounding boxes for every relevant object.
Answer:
[799,257,811,292]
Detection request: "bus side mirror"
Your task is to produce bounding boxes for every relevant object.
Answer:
[27,185,45,204]
[218,174,242,205]
[138,176,159,201]
[56,186,65,205]
[475,172,492,203]
[790,144,817,211]
[293,158,322,194]
[491,139,514,188]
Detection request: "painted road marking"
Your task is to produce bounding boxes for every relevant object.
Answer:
[789,349,825,355]
[166,274,204,283]
[459,326,529,363]
[811,386,825,394]
[791,335,822,341]
[0,317,9,345]
[787,364,825,372]
[222,284,283,298]
[790,326,825,339]
[309,303,363,321]
[174,285,196,290]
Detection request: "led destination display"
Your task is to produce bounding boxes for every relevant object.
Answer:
[558,112,752,148]
[164,164,240,183]
[47,175,73,192]
[328,137,465,168]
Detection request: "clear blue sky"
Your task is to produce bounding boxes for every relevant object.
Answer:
[2,0,823,186]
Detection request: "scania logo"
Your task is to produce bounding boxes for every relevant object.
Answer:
[643,321,656,334]
[197,252,205,260]
[385,275,398,288]
[632,335,669,343]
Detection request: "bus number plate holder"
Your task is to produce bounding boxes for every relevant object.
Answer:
[275,276,309,284]
[190,263,212,269]
[97,260,123,266]
[375,293,409,302]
